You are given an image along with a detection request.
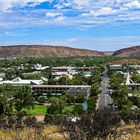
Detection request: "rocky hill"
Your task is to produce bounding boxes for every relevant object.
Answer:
[0,45,105,57]
[113,46,140,57]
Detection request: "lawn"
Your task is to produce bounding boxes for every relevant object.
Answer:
[22,104,79,116]
[22,105,47,115]
[63,105,75,113]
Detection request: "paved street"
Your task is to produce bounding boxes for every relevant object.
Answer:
[99,69,113,109]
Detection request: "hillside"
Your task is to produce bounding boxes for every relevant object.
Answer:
[0,45,105,57]
[106,59,140,65]
[113,46,140,57]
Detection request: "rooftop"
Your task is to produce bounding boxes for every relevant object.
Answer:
[68,87,90,94]
[31,85,91,88]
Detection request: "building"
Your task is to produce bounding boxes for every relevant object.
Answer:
[51,66,92,78]
[51,66,77,77]
[0,72,5,81]
[22,71,41,78]
[122,73,140,90]
[31,85,91,99]
[0,77,48,85]
[129,65,140,70]
[34,64,49,71]
[67,86,91,98]
[110,64,122,70]
[0,76,90,99]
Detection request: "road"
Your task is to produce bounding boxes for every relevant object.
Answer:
[98,69,113,109]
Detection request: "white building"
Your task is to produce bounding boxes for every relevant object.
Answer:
[34,64,49,71]
[129,65,140,70]
[51,66,92,78]
[0,77,48,85]
[110,64,123,70]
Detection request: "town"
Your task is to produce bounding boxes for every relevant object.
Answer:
[0,57,140,114]
[0,56,140,139]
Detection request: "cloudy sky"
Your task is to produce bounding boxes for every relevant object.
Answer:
[0,0,140,51]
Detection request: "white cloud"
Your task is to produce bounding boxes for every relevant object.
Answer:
[45,11,66,22]
[45,12,62,18]
[55,16,66,21]
[72,0,91,9]
[96,7,117,16]
[124,0,140,9]
[65,38,80,43]
[0,0,140,29]
[0,0,50,11]
[2,31,26,37]
[81,7,118,17]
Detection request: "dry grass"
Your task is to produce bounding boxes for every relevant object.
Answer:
[131,134,140,140]
[0,126,65,140]
[114,125,140,140]
[0,124,140,140]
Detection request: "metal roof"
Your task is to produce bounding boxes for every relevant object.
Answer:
[31,85,91,88]
[68,87,90,93]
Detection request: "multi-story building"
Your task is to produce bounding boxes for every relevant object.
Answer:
[31,85,91,99]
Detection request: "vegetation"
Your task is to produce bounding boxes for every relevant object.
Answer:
[0,56,140,139]
[0,85,34,117]
[0,124,140,140]
[108,68,140,122]
[47,96,66,115]
[22,105,47,115]
[131,71,140,83]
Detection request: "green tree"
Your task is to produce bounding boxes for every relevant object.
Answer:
[57,75,70,85]
[14,86,34,114]
[0,85,14,116]
[131,71,140,83]
[67,94,76,104]
[112,86,132,111]
[73,104,84,115]
[70,73,87,85]
[110,77,123,90]
[47,96,66,115]
[90,83,101,97]
[87,96,97,112]
[48,78,56,85]
[76,94,87,103]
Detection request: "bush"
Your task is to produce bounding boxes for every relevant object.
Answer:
[73,105,84,115]
[87,96,97,112]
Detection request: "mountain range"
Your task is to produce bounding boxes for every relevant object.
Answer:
[113,46,140,57]
[0,45,139,57]
[0,45,104,57]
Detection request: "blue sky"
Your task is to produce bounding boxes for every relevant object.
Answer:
[0,0,140,51]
